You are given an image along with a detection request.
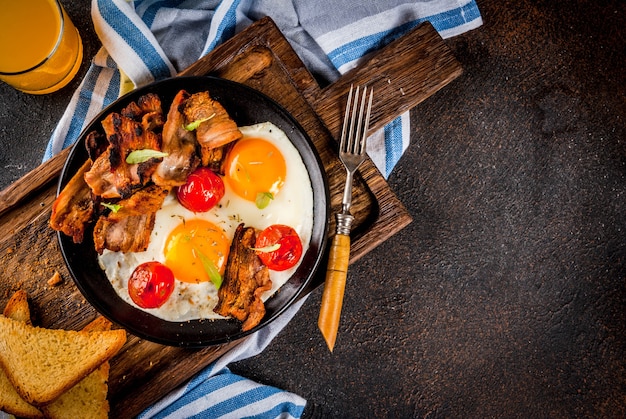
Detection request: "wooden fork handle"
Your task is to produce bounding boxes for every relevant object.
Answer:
[318,233,351,352]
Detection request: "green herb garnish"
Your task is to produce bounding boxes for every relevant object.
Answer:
[251,243,281,253]
[126,149,169,164]
[255,192,274,209]
[195,247,223,289]
[101,202,122,213]
[183,113,216,131]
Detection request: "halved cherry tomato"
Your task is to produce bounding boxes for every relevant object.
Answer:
[176,167,225,212]
[255,224,303,271]
[128,261,175,309]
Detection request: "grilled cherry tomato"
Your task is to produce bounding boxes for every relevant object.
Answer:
[255,225,303,271]
[128,261,175,309]
[176,167,225,212]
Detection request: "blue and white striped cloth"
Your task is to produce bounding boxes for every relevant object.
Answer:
[139,298,309,419]
[40,1,482,418]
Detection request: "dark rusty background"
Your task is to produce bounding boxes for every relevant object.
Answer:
[1,0,624,417]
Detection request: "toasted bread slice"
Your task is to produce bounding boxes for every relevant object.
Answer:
[81,316,113,333]
[42,317,114,419]
[2,289,33,325]
[1,292,119,418]
[0,315,126,406]
[0,291,44,418]
[0,367,44,418]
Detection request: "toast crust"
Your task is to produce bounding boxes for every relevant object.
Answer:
[2,289,33,325]
[0,291,44,417]
[0,315,126,406]
[42,317,113,419]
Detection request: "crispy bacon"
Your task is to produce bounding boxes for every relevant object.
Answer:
[103,110,162,158]
[53,90,245,262]
[182,91,242,166]
[83,148,118,198]
[93,185,168,254]
[122,93,161,118]
[84,131,108,161]
[84,147,159,200]
[50,159,96,243]
[93,213,156,254]
[141,111,165,132]
[202,142,234,175]
[84,110,163,199]
[122,93,164,132]
[214,224,272,331]
[104,184,168,218]
[151,90,200,187]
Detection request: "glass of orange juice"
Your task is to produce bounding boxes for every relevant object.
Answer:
[0,0,83,94]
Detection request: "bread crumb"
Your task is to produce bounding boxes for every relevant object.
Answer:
[47,271,63,287]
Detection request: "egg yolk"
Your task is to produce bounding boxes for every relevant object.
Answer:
[224,138,286,203]
[163,219,230,284]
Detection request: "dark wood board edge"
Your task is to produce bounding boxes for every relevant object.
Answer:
[312,20,464,140]
[0,147,70,218]
[180,17,319,99]
[350,160,412,263]
[109,339,241,418]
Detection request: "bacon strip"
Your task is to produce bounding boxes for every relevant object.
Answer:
[93,185,168,254]
[151,90,200,187]
[84,131,108,161]
[84,96,164,199]
[93,213,156,254]
[53,90,243,258]
[104,184,168,218]
[182,91,242,166]
[122,93,164,132]
[50,159,95,243]
[201,142,234,175]
[214,224,272,331]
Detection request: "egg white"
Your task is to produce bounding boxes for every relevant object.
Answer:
[98,122,314,322]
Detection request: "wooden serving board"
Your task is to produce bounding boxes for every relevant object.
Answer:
[0,17,461,417]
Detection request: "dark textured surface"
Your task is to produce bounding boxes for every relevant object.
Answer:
[1,0,625,417]
[0,1,97,185]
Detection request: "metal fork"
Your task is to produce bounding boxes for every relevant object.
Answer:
[318,84,373,352]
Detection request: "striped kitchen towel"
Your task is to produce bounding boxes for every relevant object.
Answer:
[44,0,482,177]
[39,1,482,418]
[138,298,309,419]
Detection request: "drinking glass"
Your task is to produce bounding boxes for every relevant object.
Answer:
[0,0,83,94]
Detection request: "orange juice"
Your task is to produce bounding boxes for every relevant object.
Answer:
[0,0,83,94]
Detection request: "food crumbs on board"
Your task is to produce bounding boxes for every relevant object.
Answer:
[47,271,63,287]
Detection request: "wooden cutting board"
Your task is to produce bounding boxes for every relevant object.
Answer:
[0,17,461,417]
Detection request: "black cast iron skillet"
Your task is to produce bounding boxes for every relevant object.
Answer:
[57,76,329,347]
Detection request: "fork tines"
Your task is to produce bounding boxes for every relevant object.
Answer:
[340,84,374,156]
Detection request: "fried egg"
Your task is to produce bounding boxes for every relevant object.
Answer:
[98,121,314,322]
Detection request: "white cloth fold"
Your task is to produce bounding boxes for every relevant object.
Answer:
[38,1,482,417]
